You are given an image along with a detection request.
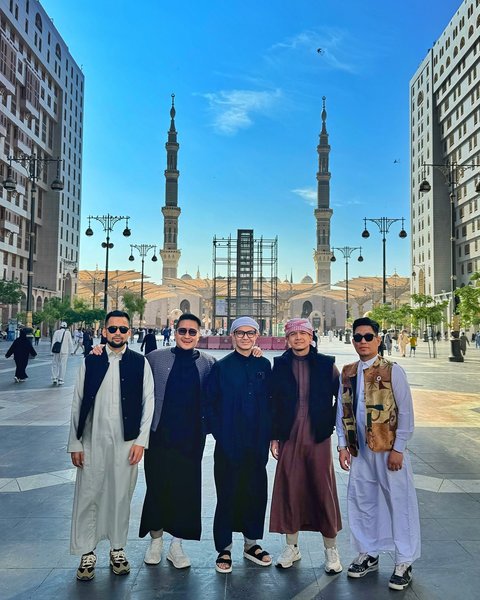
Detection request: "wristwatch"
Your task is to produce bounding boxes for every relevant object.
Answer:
[337,445,347,452]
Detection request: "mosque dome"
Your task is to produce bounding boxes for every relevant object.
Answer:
[181,273,193,280]
[301,274,314,284]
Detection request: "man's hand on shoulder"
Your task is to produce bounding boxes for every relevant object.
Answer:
[129,444,144,465]
[90,344,105,356]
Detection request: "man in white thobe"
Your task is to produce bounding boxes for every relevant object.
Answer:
[51,321,74,385]
[336,317,420,592]
[68,310,154,581]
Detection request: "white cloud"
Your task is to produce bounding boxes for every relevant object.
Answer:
[200,89,282,135]
[292,187,317,206]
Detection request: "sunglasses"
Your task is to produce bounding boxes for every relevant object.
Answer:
[176,328,199,336]
[353,333,376,343]
[233,330,257,338]
[106,325,129,334]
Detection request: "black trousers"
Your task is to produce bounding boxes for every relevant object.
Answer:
[213,445,268,552]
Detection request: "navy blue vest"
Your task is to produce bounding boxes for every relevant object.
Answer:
[76,347,145,441]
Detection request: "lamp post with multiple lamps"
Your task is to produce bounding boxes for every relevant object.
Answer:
[128,244,158,325]
[361,217,407,304]
[2,154,64,330]
[330,246,363,343]
[418,160,480,362]
[85,215,131,312]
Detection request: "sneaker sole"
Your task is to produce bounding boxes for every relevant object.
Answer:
[325,564,343,575]
[389,579,411,590]
[110,564,130,576]
[167,554,191,569]
[275,554,302,569]
[76,571,95,581]
[347,564,379,578]
[144,556,162,565]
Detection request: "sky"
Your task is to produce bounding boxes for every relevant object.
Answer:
[39,0,465,285]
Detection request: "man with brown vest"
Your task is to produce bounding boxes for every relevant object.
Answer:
[336,317,420,592]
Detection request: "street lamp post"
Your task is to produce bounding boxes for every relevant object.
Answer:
[2,154,64,329]
[419,160,480,362]
[128,244,158,325]
[361,218,407,304]
[330,246,364,343]
[85,215,131,312]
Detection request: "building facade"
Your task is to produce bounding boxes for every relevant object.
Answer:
[410,1,480,303]
[0,0,83,323]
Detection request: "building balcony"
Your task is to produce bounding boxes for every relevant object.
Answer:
[0,114,7,138]
[14,136,32,155]
[0,70,15,96]
[20,95,40,121]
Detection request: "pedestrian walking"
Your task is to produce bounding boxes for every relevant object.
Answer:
[51,322,74,385]
[33,327,41,346]
[68,310,154,582]
[337,317,420,591]
[459,332,470,356]
[398,330,409,357]
[140,328,158,355]
[205,317,272,573]
[73,328,84,355]
[162,326,171,346]
[139,314,216,569]
[5,328,37,382]
[409,333,417,357]
[476,332,480,349]
[269,318,342,574]
[383,330,392,356]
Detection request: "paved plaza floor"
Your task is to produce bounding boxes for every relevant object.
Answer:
[0,336,479,599]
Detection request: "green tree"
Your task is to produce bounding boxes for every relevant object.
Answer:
[410,294,448,358]
[0,279,22,305]
[122,291,146,326]
[368,303,395,328]
[35,297,72,338]
[454,272,480,328]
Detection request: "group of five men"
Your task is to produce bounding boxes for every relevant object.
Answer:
[67,310,420,592]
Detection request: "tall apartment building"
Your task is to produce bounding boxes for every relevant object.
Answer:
[0,0,83,322]
[410,0,480,302]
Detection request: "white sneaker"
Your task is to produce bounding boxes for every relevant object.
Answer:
[57,380,64,385]
[166,540,191,569]
[52,379,57,385]
[324,546,343,574]
[144,537,163,565]
[275,544,301,569]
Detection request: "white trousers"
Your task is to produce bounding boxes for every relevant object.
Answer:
[347,447,421,564]
[51,353,69,381]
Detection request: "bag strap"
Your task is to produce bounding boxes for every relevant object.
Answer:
[59,329,66,346]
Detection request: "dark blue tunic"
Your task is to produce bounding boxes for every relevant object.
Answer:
[205,350,272,551]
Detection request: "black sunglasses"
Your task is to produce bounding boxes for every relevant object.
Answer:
[353,333,376,342]
[106,325,129,334]
[176,327,199,336]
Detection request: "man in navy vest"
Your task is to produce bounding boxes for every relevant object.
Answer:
[68,310,154,582]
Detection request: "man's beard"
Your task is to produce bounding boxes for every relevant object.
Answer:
[108,339,126,349]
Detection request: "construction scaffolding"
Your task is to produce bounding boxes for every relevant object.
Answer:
[212,230,278,334]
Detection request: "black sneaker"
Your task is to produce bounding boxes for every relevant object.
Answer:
[76,551,96,581]
[347,553,379,578]
[389,563,412,590]
[110,548,130,576]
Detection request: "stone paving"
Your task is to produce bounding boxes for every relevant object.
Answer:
[0,336,479,599]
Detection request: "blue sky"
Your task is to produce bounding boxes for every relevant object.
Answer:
[41,0,463,284]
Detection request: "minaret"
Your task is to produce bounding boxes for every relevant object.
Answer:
[313,96,333,286]
[160,94,181,282]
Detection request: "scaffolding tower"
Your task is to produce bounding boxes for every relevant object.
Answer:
[212,230,278,334]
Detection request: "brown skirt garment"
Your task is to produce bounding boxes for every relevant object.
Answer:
[269,356,342,536]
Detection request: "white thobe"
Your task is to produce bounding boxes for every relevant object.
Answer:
[51,328,74,382]
[68,346,154,555]
[336,357,421,564]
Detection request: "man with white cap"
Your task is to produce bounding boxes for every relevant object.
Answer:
[269,318,342,574]
[51,321,74,385]
[205,316,272,574]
